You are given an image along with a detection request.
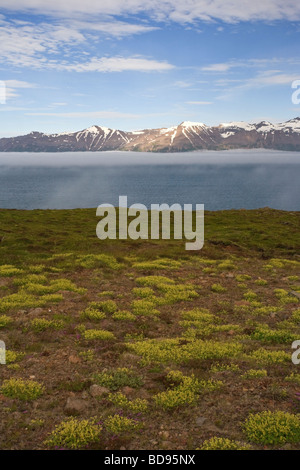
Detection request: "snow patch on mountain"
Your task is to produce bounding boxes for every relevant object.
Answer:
[220,122,256,131]
[180,121,207,129]
[220,131,236,139]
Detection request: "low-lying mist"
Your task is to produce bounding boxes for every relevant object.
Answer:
[0,149,300,167]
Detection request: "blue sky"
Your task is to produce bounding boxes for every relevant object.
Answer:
[0,0,300,136]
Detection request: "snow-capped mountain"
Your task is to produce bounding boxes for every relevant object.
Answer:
[1,118,300,152]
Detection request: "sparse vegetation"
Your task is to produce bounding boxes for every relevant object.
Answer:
[244,411,300,445]
[0,207,299,449]
[44,417,101,449]
[1,378,44,401]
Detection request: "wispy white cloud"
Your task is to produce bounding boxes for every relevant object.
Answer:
[1,0,300,23]
[173,80,193,88]
[5,79,37,88]
[215,71,300,101]
[2,79,37,100]
[186,101,212,105]
[0,19,85,68]
[61,56,174,72]
[201,58,300,74]
[48,102,68,107]
[202,63,233,72]
[0,17,172,71]
[25,110,144,118]
[68,19,159,38]
[246,72,300,86]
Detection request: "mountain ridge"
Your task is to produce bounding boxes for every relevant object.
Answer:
[1,118,300,152]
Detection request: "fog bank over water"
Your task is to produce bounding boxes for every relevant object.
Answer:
[0,149,300,167]
[0,150,299,211]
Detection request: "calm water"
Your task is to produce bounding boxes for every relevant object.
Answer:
[0,150,299,211]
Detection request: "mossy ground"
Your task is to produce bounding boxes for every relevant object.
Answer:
[0,207,300,450]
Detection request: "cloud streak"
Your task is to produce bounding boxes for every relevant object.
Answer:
[0,17,172,71]
[25,110,145,118]
[61,56,174,73]
[186,101,212,105]
[1,0,300,23]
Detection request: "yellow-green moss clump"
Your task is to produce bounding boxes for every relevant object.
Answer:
[28,318,65,332]
[5,350,25,364]
[251,324,298,344]
[108,392,148,412]
[291,309,300,323]
[135,275,198,304]
[112,310,136,321]
[88,300,117,314]
[0,265,24,277]
[131,299,160,316]
[154,371,199,409]
[104,414,141,434]
[247,348,290,365]
[211,283,227,293]
[132,258,181,270]
[44,417,101,449]
[80,307,106,321]
[198,437,251,450]
[153,370,222,410]
[241,369,267,379]
[254,279,268,286]
[82,329,115,341]
[217,260,236,271]
[0,291,62,313]
[1,378,44,401]
[244,410,300,445]
[0,315,13,329]
[127,337,242,365]
[132,287,156,298]
[93,368,143,391]
[285,373,300,385]
[235,274,252,282]
[76,253,122,270]
[210,362,240,373]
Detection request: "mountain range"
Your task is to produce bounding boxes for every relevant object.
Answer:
[1,118,300,152]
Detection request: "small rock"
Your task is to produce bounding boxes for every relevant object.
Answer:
[120,446,126,450]
[289,291,300,300]
[89,384,110,398]
[195,416,207,426]
[68,354,81,364]
[281,443,292,450]
[64,397,87,415]
[121,352,140,363]
[121,386,135,397]
[28,307,44,315]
